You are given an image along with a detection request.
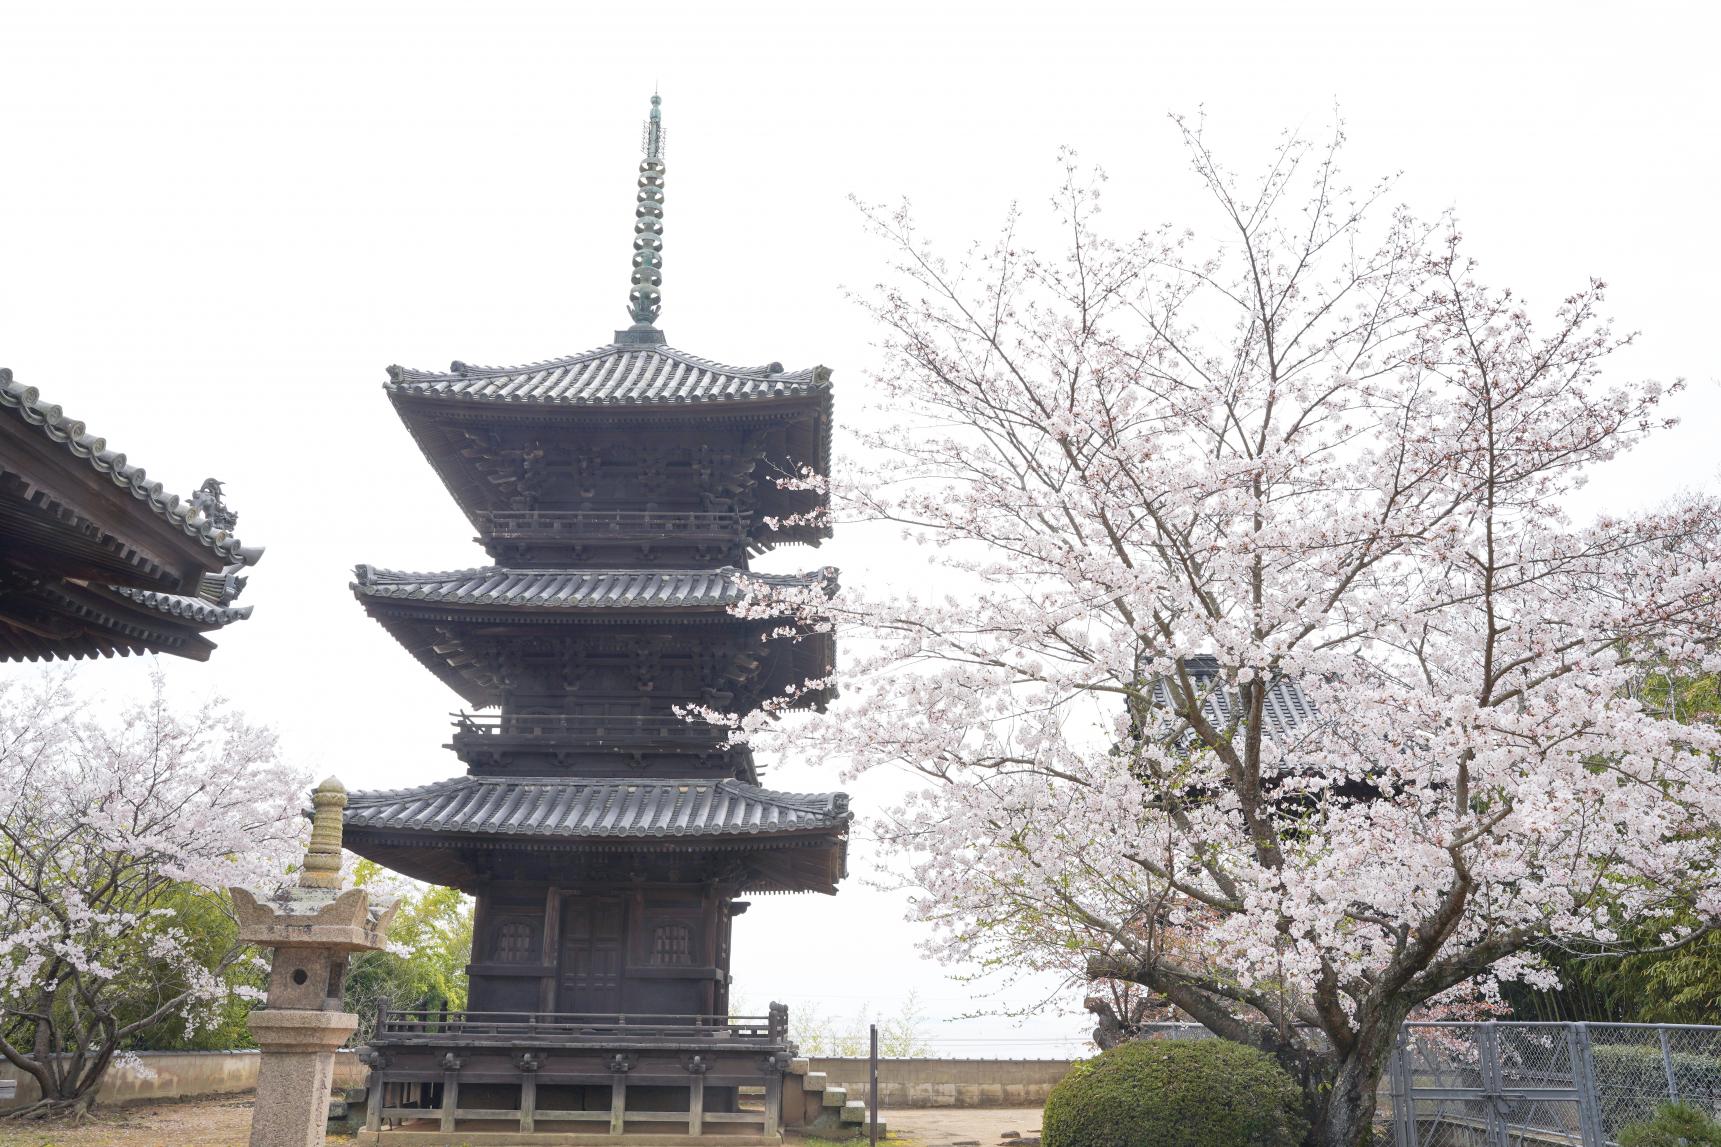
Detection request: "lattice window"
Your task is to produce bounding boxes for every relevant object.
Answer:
[494,919,538,964]
[651,923,692,966]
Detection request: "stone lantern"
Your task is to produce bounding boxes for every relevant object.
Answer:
[231,777,396,1147]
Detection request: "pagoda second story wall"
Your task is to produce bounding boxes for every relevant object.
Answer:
[392,403,830,568]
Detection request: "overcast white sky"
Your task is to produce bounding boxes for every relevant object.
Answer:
[3,1,1719,1056]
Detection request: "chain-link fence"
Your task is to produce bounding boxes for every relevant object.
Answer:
[1387,1022,1721,1146]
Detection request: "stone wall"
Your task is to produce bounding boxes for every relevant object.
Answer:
[0,1050,368,1111]
[808,1057,1076,1107]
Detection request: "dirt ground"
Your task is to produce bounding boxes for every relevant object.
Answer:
[878,1106,1044,1147]
[0,1094,256,1147]
[0,1096,1046,1147]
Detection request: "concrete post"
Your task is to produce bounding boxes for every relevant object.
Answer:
[231,778,396,1147]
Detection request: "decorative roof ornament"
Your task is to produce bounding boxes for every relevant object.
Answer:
[625,93,666,334]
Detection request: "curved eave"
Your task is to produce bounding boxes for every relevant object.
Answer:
[349,569,836,708]
[1,370,263,579]
[342,822,848,895]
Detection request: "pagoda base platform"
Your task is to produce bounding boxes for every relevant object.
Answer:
[360,1009,792,1142]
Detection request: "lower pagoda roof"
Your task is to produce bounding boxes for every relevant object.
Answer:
[347,776,848,838]
[342,776,850,893]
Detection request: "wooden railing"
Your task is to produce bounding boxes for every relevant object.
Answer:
[375,1008,784,1045]
[449,712,728,746]
[477,510,748,541]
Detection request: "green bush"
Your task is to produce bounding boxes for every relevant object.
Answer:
[1590,1043,1721,1108]
[1043,1037,1307,1147]
[1617,1101,1721,1146]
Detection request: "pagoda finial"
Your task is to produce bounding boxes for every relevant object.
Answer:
[299,776,348,890]
[627,93,666,328]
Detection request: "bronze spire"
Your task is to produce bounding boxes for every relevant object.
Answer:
[627,93,665,327]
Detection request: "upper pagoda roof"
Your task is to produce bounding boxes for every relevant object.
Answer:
[384,342,830,409]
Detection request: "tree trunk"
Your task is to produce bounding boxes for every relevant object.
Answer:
[2,1089,99,1122]
[1308,1028,1398,1147]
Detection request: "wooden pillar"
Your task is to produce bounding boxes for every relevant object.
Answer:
[440,1070,459,1133]
[540,886,561,1012]
[364,1077,383,1132]
[701,886,720,1015]
[764,1070,782,1137]
[519,1073,536,1134]
[689,1074,705,1136]
[610,1075,628,1135]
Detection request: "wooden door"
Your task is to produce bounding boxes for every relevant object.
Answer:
[558,896,626,1014]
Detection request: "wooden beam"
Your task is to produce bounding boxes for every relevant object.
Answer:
[610,1074,627,1136]
[519,1073,536,1134]
[689,1073,705,1136]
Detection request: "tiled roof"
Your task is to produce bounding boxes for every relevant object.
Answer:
[385,343,830,407]
[351,565,836,610]
[344,776,849,840]
[107,586,253,627]
[1149,655,1319,741]
[0,369,261,566]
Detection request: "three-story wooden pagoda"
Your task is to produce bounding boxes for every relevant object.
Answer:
[342,96,846,1143]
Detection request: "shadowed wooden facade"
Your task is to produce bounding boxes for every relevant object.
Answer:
[343,95,846,1143]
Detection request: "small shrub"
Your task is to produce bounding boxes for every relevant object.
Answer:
[1043,1037,1307,1147]
[1617,1101,1721,1147]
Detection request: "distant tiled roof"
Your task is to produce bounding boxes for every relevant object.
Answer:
[0,369,261,566]
[351,565,835,610]
[385,344,830,407]
[344,776,850,840]
[1149,655,1319,741]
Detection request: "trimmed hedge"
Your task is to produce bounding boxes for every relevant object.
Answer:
[1617,1101,1721,1146]
[1590,1043,1721,1106]
[1043,1037,1307,1147]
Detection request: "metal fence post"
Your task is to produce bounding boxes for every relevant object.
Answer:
[1568,1022,1607,1147]
[1389,1028,1416,1147]
[1480,1022,1510,1147]
[869,1022,879,1147]
[1656,1025,1680,1104]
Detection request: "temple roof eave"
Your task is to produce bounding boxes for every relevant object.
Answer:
[383,345,831,408]
[1,370,263,575]
[340,776,850,892]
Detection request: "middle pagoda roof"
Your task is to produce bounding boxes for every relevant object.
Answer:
[351,563,837,709]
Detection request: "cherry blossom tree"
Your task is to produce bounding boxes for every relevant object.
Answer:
[734,120,1721,1146]
[0,673,305,1119]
